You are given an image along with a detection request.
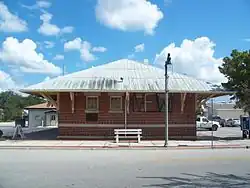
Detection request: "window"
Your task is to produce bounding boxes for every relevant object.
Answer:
[86,96,99,112]
[196,117,200,121]
[51,115,56,121]
[143,93,173,112]
[132,94,145,112]
[35,115,41,120]
[155,93,172,112]
[110,96,122,111]
[202,118,209,122]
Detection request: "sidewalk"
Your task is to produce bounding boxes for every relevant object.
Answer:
[0,139,250,150]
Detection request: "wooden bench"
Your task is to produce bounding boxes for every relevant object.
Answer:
[114,129,142,143]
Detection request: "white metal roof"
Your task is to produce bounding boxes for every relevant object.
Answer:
[20,59,229,93]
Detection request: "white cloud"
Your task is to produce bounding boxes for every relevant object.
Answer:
[21,0,51,10]
[135,43,145,52]
[43,76,51,81]
[80,41,96,62]
[53,54,64,60]
[0,37,62,76]
[38,12,74,36]
[154,37,226,83]
[37,1,51,8]
[95,0,163,35]
[128,54,135,59]
[61,26,74,34]
[64,38,107,62]
[0,70,17,91]
[64,38,82,50]
[44,41,54,48]
[0,2,28,33]
[164,0,172,6]
[143,59,149,64]
[92,46,107,52]
[244,38,250,42]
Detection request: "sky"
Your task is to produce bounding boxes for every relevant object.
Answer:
[0,0,249,101]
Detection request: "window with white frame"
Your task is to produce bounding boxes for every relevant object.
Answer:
[86,96,99,112]
[110,96,122,111]
[50,114,56,121]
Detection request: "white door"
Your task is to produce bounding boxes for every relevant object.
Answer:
[50,114,56,126]
[196,117,201,128]
[45,114,50,126]
[201,117,209,128]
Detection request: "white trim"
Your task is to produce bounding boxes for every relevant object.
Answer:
[110,96,123,111]
[85,110,99,113]
[145,93,153,113]
[84,92,101,96]
[57,92,60,111]
[108,92,124,96]
[108,110,123,113]
[21,89,233,95]
[86,96,99,111]
[59,123,195,128]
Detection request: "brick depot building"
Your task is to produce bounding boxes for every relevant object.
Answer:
[21,59,229,140]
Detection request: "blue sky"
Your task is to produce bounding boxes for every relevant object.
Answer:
[0,0,250,102]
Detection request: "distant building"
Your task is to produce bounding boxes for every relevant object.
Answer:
[205,102,247,120]
[24,103,58,128]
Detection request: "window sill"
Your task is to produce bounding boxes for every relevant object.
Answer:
[108,110,123,113]
[85,110,99,113]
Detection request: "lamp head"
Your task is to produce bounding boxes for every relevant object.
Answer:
[165,53,172,67]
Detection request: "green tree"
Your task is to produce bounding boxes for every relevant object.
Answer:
[219,49,250,114]
[0,91,45,121]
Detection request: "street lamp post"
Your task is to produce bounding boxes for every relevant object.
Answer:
[164,53,172,147]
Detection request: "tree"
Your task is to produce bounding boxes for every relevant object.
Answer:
[0,91,45,121]
[219,49,250,114]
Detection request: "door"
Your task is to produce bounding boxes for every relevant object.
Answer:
[50,114,56,126]
[196,117,201,128]
[201,117,209,128]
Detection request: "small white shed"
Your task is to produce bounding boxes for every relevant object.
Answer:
[25,103,58,128]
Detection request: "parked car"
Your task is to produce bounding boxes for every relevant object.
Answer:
[226,118,233,127]
[226,118,241,127]
[212,116,226,127]
[232,118,240,126]
[196,116,220,131]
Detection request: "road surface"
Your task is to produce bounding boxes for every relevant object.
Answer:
[0,149,250,188]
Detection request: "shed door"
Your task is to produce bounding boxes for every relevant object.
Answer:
[50,114,56,126]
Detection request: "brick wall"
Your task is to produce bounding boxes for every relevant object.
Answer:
[58,92,196,140]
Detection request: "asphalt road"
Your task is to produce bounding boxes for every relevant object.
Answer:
[0,149,250,188]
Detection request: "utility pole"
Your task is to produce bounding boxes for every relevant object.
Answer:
[62,64,65,76]
[211,98,214,149]
[164,53,172,147]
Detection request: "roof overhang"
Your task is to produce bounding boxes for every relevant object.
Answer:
[20,89,234,95]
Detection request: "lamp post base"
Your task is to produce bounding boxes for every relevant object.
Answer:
[164,142,168,147]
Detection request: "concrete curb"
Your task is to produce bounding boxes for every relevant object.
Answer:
[0,145,249,150]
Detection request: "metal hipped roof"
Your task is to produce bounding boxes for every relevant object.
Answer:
[20,59,230,94]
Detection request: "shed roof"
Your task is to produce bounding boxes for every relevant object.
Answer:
[20,59,231,94]
[25,102,56,109]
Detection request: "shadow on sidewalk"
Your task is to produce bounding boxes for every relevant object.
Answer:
[24,128,58,140]
[138,172,250,187]
[197,136,243,141]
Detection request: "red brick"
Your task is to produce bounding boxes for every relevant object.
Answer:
[57,92,196,140]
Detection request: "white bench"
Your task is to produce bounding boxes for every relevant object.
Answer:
[114,129,142,143]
